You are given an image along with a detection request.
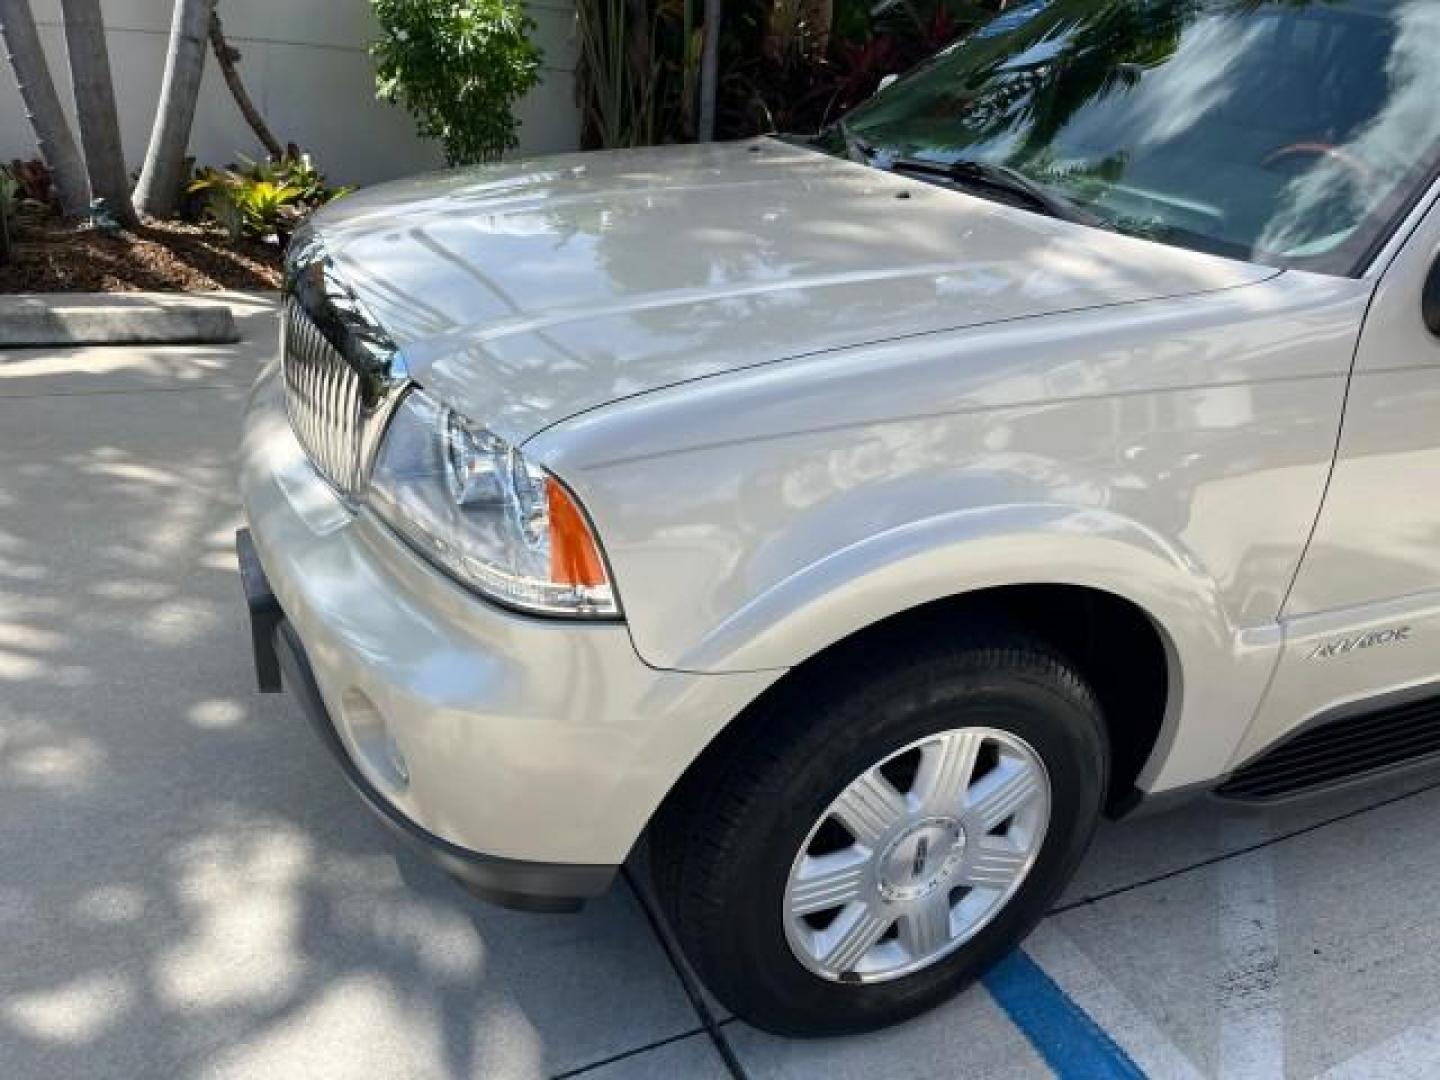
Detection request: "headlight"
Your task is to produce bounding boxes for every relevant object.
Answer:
[367,389,619,617]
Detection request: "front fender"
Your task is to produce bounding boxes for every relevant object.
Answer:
[676,504,1279,794]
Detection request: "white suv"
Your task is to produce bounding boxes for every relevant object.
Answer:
[238,0,1440,1035]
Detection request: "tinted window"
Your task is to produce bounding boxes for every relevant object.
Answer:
[828,0,1440,274]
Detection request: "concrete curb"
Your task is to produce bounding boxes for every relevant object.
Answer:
[0,293,240,348]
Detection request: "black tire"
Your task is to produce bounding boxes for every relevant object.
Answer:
[650,629,1108,1037]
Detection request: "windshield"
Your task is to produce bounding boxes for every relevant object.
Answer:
[822,0,1440,275]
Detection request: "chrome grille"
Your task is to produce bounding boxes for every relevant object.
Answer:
[282,295,366,496]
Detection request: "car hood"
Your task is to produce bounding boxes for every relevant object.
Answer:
[311,139,1277,443]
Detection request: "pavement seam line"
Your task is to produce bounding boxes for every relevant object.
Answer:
[621,865,751,1080]
[0,383,251,400]
[1050,774,1440,915]
[550,1026,708,1079]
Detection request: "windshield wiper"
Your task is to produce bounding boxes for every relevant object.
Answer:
[836,118,877,164]
[885,157,1099,227]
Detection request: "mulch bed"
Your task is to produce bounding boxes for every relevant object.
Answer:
[0,207,282,293]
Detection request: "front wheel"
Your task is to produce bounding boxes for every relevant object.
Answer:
[651,632,1108,1036]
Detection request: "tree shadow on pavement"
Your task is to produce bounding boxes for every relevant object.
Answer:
[0,346,696,1079]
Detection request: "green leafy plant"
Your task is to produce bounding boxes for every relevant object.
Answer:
[371,0,542,165]
[574,0,709,149]
[718,0,993,139]
[189,167,301,241]
[569,0,997,149]
[186,148,352,243]
[229,178,304,239]
[576,0,661,148]
[258,146,355,208]
[186,167,241,237]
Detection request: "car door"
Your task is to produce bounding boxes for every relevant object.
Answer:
[1236,185,1440,765]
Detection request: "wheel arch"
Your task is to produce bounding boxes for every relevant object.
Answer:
[644,504,1279,856]
[658,582,1181,826]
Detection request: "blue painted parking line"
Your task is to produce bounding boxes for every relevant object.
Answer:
[983,949,1146,1079]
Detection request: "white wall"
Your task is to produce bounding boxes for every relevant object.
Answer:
[0,0,580,188]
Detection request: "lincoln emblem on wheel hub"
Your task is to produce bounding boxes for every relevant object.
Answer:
[783,726,1051,983]
[877,818,966,902]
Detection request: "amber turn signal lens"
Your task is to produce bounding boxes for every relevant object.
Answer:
[547,479,608,589]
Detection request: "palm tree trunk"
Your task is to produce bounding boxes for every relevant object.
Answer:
[0,0,89,216]
[59,0,138,227]
[134,0,217,217]
[208,9,281,159]
[697,0,721,141]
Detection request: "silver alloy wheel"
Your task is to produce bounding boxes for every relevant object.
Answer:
[783,726,1051,983]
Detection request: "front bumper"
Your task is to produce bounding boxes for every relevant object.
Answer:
[239,528,614,912]
[238,365,779,909]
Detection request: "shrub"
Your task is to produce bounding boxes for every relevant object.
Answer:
[188,149,352,244]
[191,171,302,242]
[262,146,354,210]
[572,0,995,148]
[575,0,698,149]
[371,0,543,165]
[718,0,986,139]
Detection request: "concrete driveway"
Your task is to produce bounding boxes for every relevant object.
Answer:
[4,294,1440,1079]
